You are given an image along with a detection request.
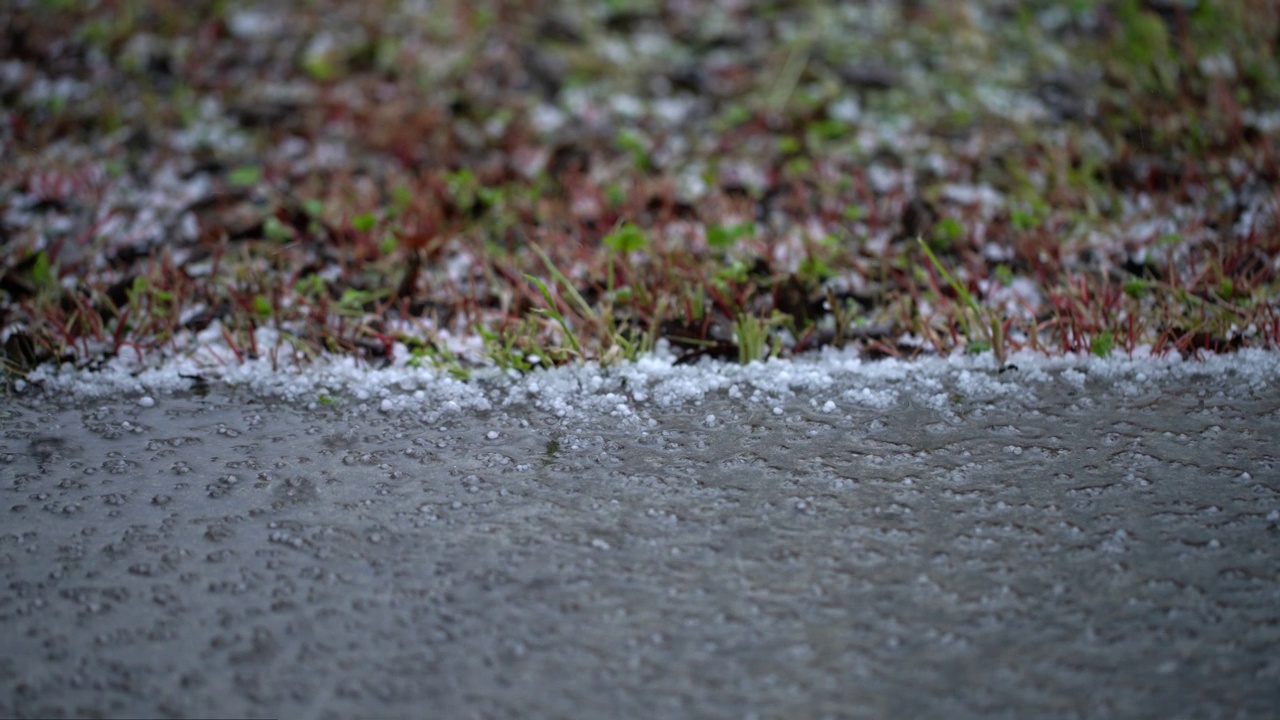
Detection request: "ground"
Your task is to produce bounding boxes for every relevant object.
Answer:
[2,0,1279,377]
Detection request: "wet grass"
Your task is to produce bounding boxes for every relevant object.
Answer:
[2,0,1278,380]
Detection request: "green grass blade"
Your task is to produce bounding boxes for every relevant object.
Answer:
[530,244,599,324]
[524,273,582,357]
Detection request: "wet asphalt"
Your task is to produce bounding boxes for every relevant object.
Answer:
[2,369,1278,719]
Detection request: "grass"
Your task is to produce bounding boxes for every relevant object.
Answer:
[1,0,1278,382]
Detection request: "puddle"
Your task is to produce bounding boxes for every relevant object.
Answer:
[2,374,1278,718]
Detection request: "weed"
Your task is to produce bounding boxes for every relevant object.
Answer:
[1091,328,1115,359]
[404,336,471,381]
[524,273,584,359]
[615,130,654,173]
[602,221,648,301]
[734,312,783,365]
[706,222,753,250]
[917,237,999,359]
[228,166,263,187]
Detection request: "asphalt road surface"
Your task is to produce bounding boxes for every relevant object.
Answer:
[2,365,1278,719]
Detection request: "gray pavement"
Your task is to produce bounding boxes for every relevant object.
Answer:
[2,369,1278,719]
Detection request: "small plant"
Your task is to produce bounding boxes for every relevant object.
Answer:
[932,217,965,248]
[1091,328,1115,359]
[405,337,471,380]
[706,222,753,250]
[1010,198,1050,231]
[445,169,481,214]
[825,288,859,349]
[615,130,653,173]
[917,238,999,358]
[601,221,649,301]
[524,273,584,359]
[351,213,377,233]
[227,165,262,187]
[263,215,294,243]
[734,312,782,364]
[1109,0,1175,93]
[478,321,549,372]
[336,288,391,316]
[1123,278,1151,299]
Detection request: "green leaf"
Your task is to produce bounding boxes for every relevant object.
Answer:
[228,165,262,187]
[302,198,325,218]
[1011,197,1050,231]
[807,118,847,141]
[917,238,977,314]
[390,184,413,215]
[716,259,751,284]
[338,288,381,311]
[124,276,149,307]
[934,216,965,244]
[604,183,625,208]
[524,273,582,357]
[30,251,53,287]
[264,215,293,242]
[253,294,273,317]
[1123,278,1151,298]
[1011,209,1037,231]
[1091,329,1115,359]
[294,274,326,298]
[721,103,751,128]
[303,53,339,82]
[1117,0,1170,69]
[603,222,649,253]
[616,129,652,172]
[706,222,752,249]
[1217,277,1234,300]
[351,213,377,233]
[446,168,478,211]
[799,255,834,281]
[530,244,598,324]
[478,186,505,207]
[526,274,557,314]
